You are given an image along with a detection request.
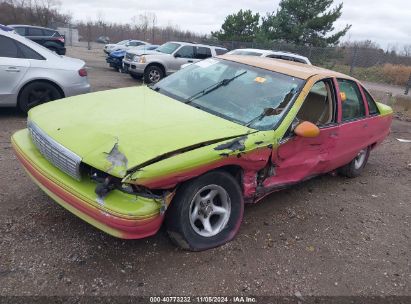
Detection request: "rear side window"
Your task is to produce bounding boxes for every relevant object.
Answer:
[0,35,19,57]
[28,27,44,36]
[362,87,379,115]
[0,35,44,59]
[196,47,212,59]
[17,41,45,60]
[13,27,26,36]
[337,79,366,121]
[215,48,228,55]
[42,29,58,37]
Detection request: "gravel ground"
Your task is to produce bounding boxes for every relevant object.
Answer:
[0,47,410,297]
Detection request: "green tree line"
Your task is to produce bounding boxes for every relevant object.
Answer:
[212,0,351,47]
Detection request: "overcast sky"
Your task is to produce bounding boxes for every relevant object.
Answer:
[60,0,410,49]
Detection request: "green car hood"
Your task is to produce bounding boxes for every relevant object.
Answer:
[28,86,253,177]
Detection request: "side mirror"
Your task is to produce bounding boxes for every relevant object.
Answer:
[174,53,182,58]
[294,121,320,138]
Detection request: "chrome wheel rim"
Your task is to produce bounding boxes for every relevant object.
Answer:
[189,185,231,238]
[148,70,161,83]
[354,149,367,169]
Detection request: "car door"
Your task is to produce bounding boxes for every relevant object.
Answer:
[0,35,30,105]
[263,78,340,188]
[332,78,372,167]
[170,45,196,73]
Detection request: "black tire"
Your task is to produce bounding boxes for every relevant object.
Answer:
[130,73,142,80]
[339,147,370,178]
[144,65,164,84]
[166,171,244,251]
[18,81,62,113]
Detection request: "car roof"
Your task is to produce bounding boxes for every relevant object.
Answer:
[229,48,309,60]
[229,48,272,55]
[8,24,57,31]
[167,41,226,49]
[218,54,354,80]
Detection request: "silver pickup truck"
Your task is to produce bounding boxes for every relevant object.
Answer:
[122,41,228,83]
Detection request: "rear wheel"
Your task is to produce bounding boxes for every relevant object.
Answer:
[18,81,62,113]
[166,171,244,251]
[339,147,370,178]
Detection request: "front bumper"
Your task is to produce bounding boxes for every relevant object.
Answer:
[122,59,146,75]
[12,129,166,239]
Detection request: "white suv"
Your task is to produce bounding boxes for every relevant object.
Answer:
[227,48,311,65]
[122,41,228,83]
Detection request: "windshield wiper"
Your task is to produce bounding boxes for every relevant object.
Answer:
[185,71,247,104]
[245,88,298,127]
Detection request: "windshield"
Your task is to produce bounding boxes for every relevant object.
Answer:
[156,42,181,54]
[153,58,304,130]
[117,40,129,45]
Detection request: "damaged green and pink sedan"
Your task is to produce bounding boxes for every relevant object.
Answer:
[12,55,393,250]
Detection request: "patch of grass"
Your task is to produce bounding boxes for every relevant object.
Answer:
[382,64,411,86]
[321,64,411,87]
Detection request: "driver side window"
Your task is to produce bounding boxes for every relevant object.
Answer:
[297,79,336,127]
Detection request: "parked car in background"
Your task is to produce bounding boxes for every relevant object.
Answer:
[0,28,90,112]
[12,55,392,251]
[103,40,148,54]
[227,48,311,64]
[96,36,110,44]
[106,44,159,71]
[8,25,66,55]
[123,41,228,83]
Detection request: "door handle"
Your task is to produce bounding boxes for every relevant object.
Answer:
[187,60,193,63]
[6,67,20,72]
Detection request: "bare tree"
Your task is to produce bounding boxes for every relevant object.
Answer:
[403,45,411,57]
[139,13,149,41]
[147,12,157,43]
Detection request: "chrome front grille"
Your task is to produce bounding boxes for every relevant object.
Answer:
[28,121,82,181]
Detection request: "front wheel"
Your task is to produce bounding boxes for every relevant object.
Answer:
[339,147,370,178]
[166,171,244,251]
[144,65,164,84]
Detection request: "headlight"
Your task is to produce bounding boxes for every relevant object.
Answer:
[138,55,146,64]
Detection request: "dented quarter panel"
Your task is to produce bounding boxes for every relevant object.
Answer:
[125,131,274,196]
